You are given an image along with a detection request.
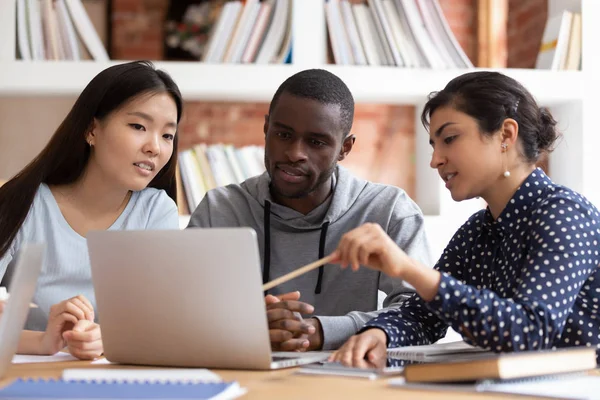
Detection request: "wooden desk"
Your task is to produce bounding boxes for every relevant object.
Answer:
[3,360,548,399]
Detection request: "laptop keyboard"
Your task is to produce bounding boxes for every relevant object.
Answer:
[272,356,299,362]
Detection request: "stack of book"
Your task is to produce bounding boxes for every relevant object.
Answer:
[178,144,265,214]
[15,0,108,61]
[325,0,472,68]
[536,9,582,70]
[203,0,292,64]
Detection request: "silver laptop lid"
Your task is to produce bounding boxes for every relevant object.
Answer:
[88,228,274,369]
[0,244,44,378]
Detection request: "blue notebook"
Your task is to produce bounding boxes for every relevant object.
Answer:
[0,379,241,399]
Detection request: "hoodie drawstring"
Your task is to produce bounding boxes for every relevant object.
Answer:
[314,221,330,294]
[263,201,271,296]
[262,200,330,296]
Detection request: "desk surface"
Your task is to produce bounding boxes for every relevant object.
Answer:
[2,359,554,400]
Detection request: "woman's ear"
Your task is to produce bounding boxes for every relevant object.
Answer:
[501,118,519,147]
[86,119,99,146]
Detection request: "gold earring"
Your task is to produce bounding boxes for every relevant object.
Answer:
[501,143,510,178]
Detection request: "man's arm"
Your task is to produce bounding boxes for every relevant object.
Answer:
[187,195,212,228]
[314,213,432,350]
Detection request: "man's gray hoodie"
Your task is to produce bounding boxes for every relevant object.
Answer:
[188,165,431,349]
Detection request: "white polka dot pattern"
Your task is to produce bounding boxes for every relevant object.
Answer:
[364,169,600,356]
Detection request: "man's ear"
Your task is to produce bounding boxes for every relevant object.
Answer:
[263,114,269,137]
[338,134,355,162]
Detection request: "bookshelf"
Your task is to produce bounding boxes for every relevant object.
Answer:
[0,0,597,255]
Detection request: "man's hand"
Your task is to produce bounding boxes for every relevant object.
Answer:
[63,320,103,360]
[265,291,319,351]
[328,328,388,368]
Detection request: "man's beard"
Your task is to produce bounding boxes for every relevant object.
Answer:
[267,158,337,200]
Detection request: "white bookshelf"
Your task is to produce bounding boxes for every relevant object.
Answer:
[0,0,597,226]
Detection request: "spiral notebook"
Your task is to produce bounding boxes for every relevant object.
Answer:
[0,369,246,399]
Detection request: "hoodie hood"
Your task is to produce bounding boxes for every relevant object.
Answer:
[242,164,368,231]
[246,165,363,294]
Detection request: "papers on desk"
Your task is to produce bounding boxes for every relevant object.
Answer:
[12,352,78,363]
[62,368,223,383]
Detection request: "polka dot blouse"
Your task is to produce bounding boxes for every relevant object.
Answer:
[364,168,600,354]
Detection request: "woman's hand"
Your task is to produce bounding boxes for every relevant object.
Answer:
[328,328,388,368]
[39,295,95,355]
[63,320,103,360]
[331,223,415,279]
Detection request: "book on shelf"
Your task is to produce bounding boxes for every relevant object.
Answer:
[14,0,108,61]
[536,9,582,71]
[177,143,265,214]
[402,347,597,383]
[200,0,292,64]
[325,0,472,68]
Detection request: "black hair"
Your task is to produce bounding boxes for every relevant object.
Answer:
[0,61,183,260]
[268,69,354,136]
[421,71,560,163]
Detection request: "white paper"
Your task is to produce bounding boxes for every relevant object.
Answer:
[12,352,78,363]
[90,357,111,365]
[62,368,223,383]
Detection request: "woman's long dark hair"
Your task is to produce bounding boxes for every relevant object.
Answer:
[0,61,183,259]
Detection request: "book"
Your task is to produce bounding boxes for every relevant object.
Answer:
[64,0,109,61]
[564,12,582,70]
[536,10,573,70]
[403,347,597,383]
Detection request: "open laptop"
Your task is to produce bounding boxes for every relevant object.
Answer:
[87,228,330,370]
[0,244,45,378]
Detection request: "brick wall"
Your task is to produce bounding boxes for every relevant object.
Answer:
[110,0,544,197]
[507,0,547,68]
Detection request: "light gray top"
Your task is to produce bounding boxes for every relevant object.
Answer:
[189,165,432,349]
[0,183,179,331]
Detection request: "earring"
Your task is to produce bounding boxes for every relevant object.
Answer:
[501,143,510,178]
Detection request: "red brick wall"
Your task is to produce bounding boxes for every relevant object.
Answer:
[507,0,548,68]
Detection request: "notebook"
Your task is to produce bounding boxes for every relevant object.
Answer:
[389,373,600,399]
[0,368,246,399]
[402,347,597,383]
[0,379,243,399]
[477,373,600,400]
[387,340,489,361]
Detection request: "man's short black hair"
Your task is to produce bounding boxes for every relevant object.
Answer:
[268,69,355,137]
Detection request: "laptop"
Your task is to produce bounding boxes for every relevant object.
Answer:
[0,244,45,378]
[87,228,330,370]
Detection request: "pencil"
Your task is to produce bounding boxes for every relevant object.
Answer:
[262,254,336,291]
